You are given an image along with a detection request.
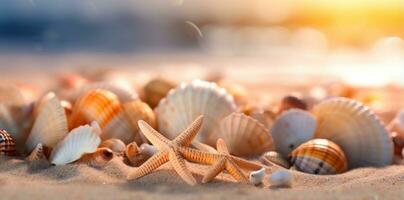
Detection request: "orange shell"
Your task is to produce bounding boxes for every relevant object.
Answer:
[143,78,175,108]
[122,100,156,143]
[69,89,121,129]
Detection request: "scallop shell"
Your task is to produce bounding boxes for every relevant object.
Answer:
[143,78,175,108]
[26,143,47,162]
[269,169,293,188]
[249,168,265,186]
[155,80,237,145]
[100,139,126,155]
[216,112,273,156]
[277,95,307,114]
[260,151,290,169]
[270,109,317,157]
[289,139,348,175]
[26,92,68,152]
[102,100,156,144]
[0,130,16,156]
[50,122,101,165]
[69,89,121,129]
[76,147,114,168]
[312,97,393,168]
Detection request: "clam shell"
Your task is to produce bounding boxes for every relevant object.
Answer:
[289,139,348,175]
[249,168,265,186]
[0,130,16,156]
[143,78,175,108]
[155,80,237,145]
[69,89,121,129]
[269,170,293,188]
[216,112,273,156]
[26,143,47,162]
[76,147,114,168]
[260,151,290,169]
[312,97,393,168]
[50,122,101,165]
[26,92,68,152]
[100,139,126,155]
[270,109,317,157]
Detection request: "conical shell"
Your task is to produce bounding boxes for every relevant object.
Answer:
[143,77,175,108]
[270,109,317,157]
[76,147,114,168]
[289,139,348,175]
[26,143,47,162]
[216,112,273,156]
[312,97,393,168]
[26,92,68,152]
[100,139,126,155]
[50,122,101,165]
[155,80,237,145]
[102,100,156,144]
[69,89,121,129]
[0,130,16,156]
[260,151,290,169]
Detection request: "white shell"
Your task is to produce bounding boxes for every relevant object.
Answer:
[270,109,317,157]
[249,168,265,185]
[26,92,68,152]
[217,112,273,156]
[269,170,293,187]
[139,143,157,156]
[312,97,393,168]
[387,110,404,136]
[155,80,237,145]
[50,122,101,165]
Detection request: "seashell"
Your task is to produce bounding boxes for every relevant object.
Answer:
[270,109,317,157]
[50,122,101,165]
[391,132,404,156]
[155,80,237,146]
[312,97,393,168]
[26,92,68,152]
[289,139,348,175]
[249,168,265,186]
[387,110,404,155]
[102,100,156,144]
[217,80,249,108]
[143,77,176,108]
[100,139,126,155]
[269,169,293,188]
[69,89,121,129]
[249,110,276,129]
[26,143,48,162]
[139,143,157,157]
[0,84,28,107]
[0,130,16,156]
[260,151,290,169]
[277,95,307,114]
[125,142,154,166]
[216,112,273,156]
[76,147,114,168]
[60,100,73,118]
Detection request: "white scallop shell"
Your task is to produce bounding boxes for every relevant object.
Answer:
[270,109,317,157]
[216,112,273,156]
[312,97,393,168]
[26,92,68,152]
[249,168,265,185]
[50,122,101,165]
[269,170,293,187]
[155,80,237,145]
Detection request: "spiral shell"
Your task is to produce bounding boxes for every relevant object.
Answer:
[143,78,175,108]
[0,130,16,156]
[77,147,114,168]
[289,139,348,175]
[260,151,290,169]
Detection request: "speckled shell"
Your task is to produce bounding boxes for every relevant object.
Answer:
[270,109,317,157]
[260,151,290,169]
[143,78,175,108]
[99,139,126,155]
[76,147,114,168]
[0,130,16,156]
[155,80,237,146]
[216,112,273,156]
[312,97,393,168]
[69,89,121,129]
[289,139,348,175]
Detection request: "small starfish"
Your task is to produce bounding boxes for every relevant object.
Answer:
[127,115,204,186]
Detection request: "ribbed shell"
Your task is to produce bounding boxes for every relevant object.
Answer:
[69,89,121,129]
[143,78,175,108]
[26,143,47,162]
[260,151,290,169]
[312,97,393,168]
[0,130,16,156]
[216,112,273,156]
[289,139,348,175]
[155,80,237,145]
[271,109,317,157]
[26,92,68,152]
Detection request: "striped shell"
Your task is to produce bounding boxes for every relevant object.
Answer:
[271,109,317,157]
[289,139,348,175]
[155,80,237,146]
[216,112,273,156]
[26,143,47,162]
[0,130,16,156]
[143,78,175,108]
[312,97,393,168]
[76,147,114,168]
[260,151,290,169]
[69,89,121,129]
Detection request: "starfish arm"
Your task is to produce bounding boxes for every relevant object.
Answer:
[127,151,169,180]
[231,156,263,171]
[216,138,229,154]
[169,149,197,186]
[173,115,203,146]
[225,159,249,183]
[138,120,170,149]
[202,158,226,183]
[178,147,218,165]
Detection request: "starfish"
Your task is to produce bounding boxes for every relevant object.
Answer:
[127,115,204,186]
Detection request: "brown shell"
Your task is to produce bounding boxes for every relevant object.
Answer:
[125,142,151,166]
[289,139,348,175]
[143,78,175,108]
[77,147,114,168]
[26,143,48,162]
[277,95,307,115]
[260,151,290,169]
[0,130,16,156]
